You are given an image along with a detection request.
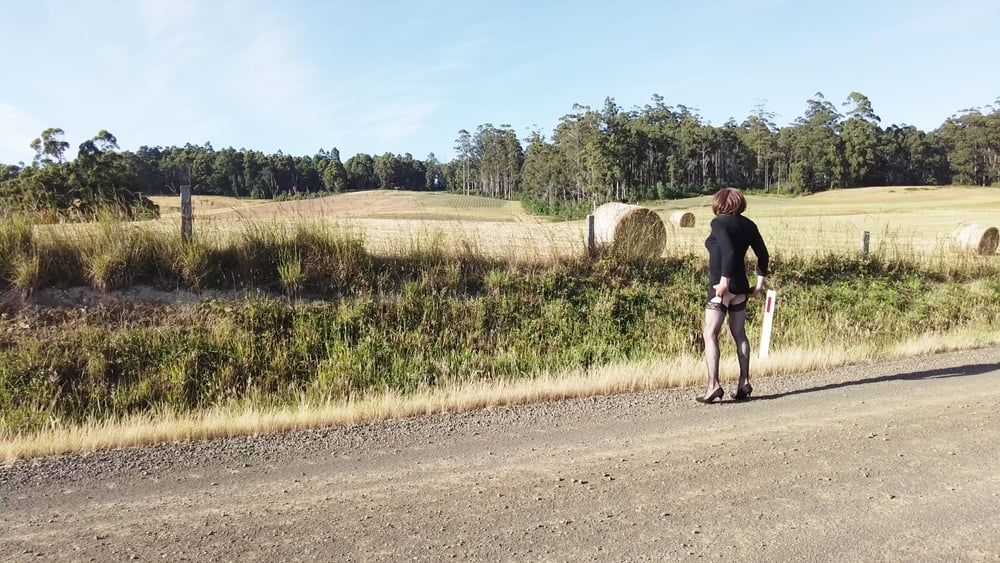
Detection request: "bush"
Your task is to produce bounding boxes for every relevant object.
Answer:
[520,197,593,221]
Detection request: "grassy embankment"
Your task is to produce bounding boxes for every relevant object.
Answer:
[1,186,999,462]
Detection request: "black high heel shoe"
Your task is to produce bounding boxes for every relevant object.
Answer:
[695,387,724,404]
[733,383,753,401]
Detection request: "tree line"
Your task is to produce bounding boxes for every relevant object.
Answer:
[1,91,998,219]
[0,131,446,218]
[468,92,1000,215]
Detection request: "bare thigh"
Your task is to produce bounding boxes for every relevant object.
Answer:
[709,293,747,307]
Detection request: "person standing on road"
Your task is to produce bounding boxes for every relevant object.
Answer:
[697,188,769,404]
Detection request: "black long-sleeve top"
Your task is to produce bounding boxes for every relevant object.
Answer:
[705,213,770,295]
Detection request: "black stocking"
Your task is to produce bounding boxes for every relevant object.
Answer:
[702,304,727,395]
[727,303,751,386]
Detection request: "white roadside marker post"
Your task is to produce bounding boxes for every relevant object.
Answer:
[759,290,778,360]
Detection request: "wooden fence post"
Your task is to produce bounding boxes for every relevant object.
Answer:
[180,185,193,242]
[586,214,596,258]
[860,230,870,256]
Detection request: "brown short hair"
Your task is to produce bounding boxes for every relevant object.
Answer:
[712,188,746,216]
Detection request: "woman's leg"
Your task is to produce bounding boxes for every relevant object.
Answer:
[702,302,727,397]
[727,296,751,388]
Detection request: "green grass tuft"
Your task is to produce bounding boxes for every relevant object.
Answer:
[11,253,42,296]
[277,251,305,300]
[0,216,33,281]
[172,239,212,290]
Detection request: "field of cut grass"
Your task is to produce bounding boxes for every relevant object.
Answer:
[652,186,1000,256]
[153,190,532,222]
[140,191,556,259]
[149,195,271,218]
[133,187,1000,262]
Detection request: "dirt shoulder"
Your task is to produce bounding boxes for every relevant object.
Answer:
[3,347,1000,561]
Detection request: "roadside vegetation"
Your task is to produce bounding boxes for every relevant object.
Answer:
[2,217,999,460]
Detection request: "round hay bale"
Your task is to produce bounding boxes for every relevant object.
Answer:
[670,211,696,228]
[951,223,999,255]
[592,202,666,259]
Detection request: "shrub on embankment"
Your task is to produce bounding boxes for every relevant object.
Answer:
[1,221,999,435]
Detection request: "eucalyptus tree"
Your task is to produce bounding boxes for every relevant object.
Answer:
[454,129,474,195]
[73,130,141,213]
[788,93,845,191]
[344,153,376,189]
[878,125,948,186]
[840,92,881,187]
[552,104,603,202]
[521,131,570,206]
[29,128,70,167]
[742,102,778,191]
[594,98,631,201]
[472,124,523,199]
[0,163,21,181]
[373,152,400,189]
[242,150,270,198]
[211,148,246,196]
[424,153,445,190]
[936,105,1000,186]
[161,143,213,193]
[320,147,349,193]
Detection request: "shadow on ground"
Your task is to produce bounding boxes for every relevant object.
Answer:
[751,362,1000,402]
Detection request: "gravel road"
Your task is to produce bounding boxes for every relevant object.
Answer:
[3,348,1000,561]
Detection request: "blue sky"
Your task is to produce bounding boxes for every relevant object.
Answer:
[1,0,998,164]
